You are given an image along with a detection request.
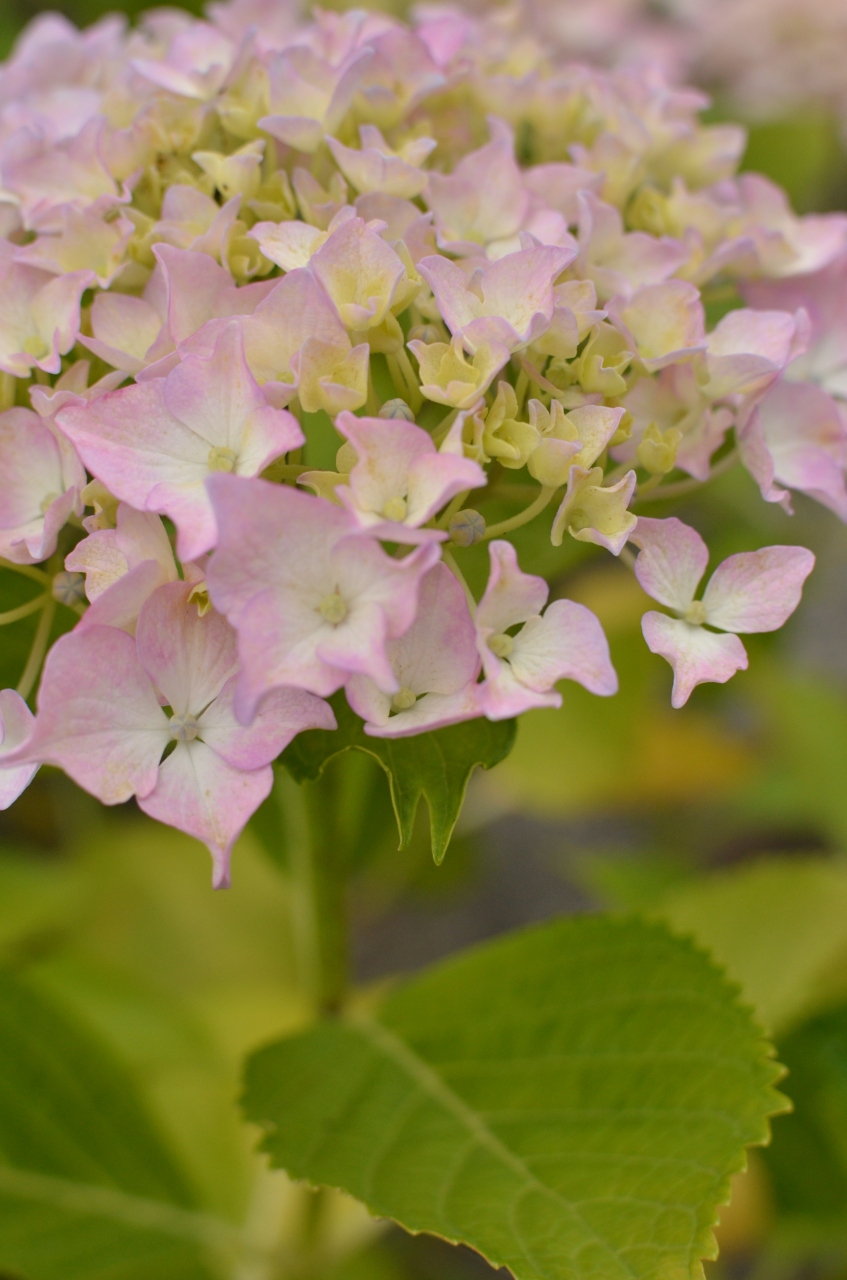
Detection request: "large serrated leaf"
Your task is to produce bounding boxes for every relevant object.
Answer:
[243,915,787,1280]
[0,972,236,1280]
[280,692,516,863]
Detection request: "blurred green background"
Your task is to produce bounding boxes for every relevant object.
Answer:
[3,2,847,1278]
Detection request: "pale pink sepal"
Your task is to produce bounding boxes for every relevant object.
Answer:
[347,562,480,735]
[641,612,748,709]
[18,625,171,804]
[67,505,179,633]
[206,475,440,717]
[57,323,302,561]
[0,690,38,810]
[333,411,485,541]
[475,541,616,719]
[630,516,709,613]
[702,546,816,633]
[0,407,82,564]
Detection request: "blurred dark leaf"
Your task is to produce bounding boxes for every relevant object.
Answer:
[764,1003,847,1225]
[0,970,224,1279]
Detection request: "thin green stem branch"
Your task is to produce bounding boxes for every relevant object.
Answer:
[442,550,477,614]
[17,597,55,701]
[437,490,471,530]
[0,559,50,587]
[0,594,49,626]
[483,486,557,539]
[635,449,739,504]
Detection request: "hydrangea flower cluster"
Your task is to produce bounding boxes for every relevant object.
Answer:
[0,0,840,885]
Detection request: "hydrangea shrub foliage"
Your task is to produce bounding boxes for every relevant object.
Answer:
[0,1,843,1275]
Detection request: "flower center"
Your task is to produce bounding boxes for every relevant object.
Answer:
[208,446,237,473]
[23,335,49,359]
[382,496,408,522]
[170,712,200,742]
[391,687,417,711]
[488,632,514,659]
[683,600,707,625]
[319,592,348,624]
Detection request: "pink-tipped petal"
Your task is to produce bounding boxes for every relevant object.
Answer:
[641,611,748,708]
[21,626,170,803]
[630,516,709,612]
[702,546,815,634]
[0,689,38,809]
[476,540,549,635]
[136,581,239,717]
[138,740,272,889]
[509,599,618,697]
[363,684,483,737]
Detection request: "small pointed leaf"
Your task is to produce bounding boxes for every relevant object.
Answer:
[280,692,516,863]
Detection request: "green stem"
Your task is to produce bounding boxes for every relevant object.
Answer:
[278,769,348,1017]
[0,594,49,626]
[389,349,423,412]
[483,486,557,539]
[365,366,380,417]
[17,597,55,701]
[437,490,471,530]
[0,559,50,587]
[442,550,476,614]
[635,449,739,503]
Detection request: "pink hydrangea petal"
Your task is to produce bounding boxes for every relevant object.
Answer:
[207,475,437,713]
[313,599,397,691]
[138,740,272,889]
[392,562,479,694]
[754,380,847,521]
[702,545,815,634]
[476,661,562,720]
[345,675,392,727]
[135,581,238,717]
[630,516,709,612]
[197,674,336,768]
[704,308,801,400]
[162,320,304,468]
[363,684,483,738]
[79,560,172,635]
[0,689,38,810]
[476,540,549,635]
[79,293,162,373]
[20,625,170,803]
[641,611,748,708]
[509,599,617,697]
[611,280,705,372]
[56,379,208,508]
[335,411,485,536]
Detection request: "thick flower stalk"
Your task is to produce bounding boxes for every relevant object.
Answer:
[0,0,840,885]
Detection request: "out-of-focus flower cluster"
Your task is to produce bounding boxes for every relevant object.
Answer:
[491,0,847,141]
[0,0,841,884]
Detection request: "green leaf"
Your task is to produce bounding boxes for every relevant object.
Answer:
[243,915,787,1280]
[280,692,516,864]
[0,971,234,1279]
[653,857,847,1036]
[761,1002,847,1227]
